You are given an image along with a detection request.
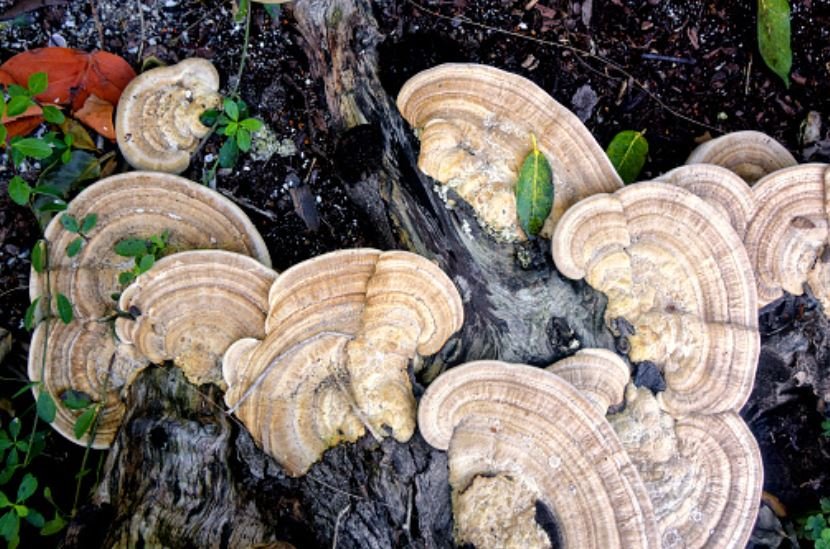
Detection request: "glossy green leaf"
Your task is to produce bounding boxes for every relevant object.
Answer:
[515,135,553,237]
[237,128,252,152]
[73,407,97,439]
[219,136,239,169]
[41,105,65,124]
[40,513,66,536]
[0,509,18,541]
[11,137,52,159]
[138,254,155,273]
[114,238,148,257]
[7,176,31,206]
[758,0,792,87]
[199,108,219,126]
[24,508,44,528]
[118,271,135,286]
[66,237,84,258]
[60,389,92,410]
[60,214,80,233]
[27,72,48,95]
[6,85,27,98]
[224,121,239,137]
[80,213,98,234]
[606,130,649,184]
[56,293,73,324]
[240,118,263,132]
[23,297,41,331]
[7,421,19,442]
[5,96,33,118]
[36,392,56,423]
[31,184,64,198]
[0,492,8,508]
[31,239,47,273]
[224,98,239,121]
[15,474,35,503]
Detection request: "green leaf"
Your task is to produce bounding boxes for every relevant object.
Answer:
[27,72,48,95]
[12,505,26,517]
[66,237,84,258]
[758,0,792,87]
[0,509,18,542]
[6,84,28,98]
[61,390,92,410]
[5,96,33,118]
[118,271,135,286]
[73,407,96,439]
[60,214,80,233]
[606,130,649,184]
[137,254,155,273]
[40,514,66,536]
[24,508,44,528]
[23,297,41,331]
[80,213,98,234]
[6,448,18,468]
[515,134,554,237]
[7,176,31,206]
[0,466,15,485]
[223,98,239,121]
[224,121,239,137]
[0,492,8,507]
[115,238,149,257]
[31,239,47,273]
[56,293,73,324]
[0,125,7,145]
[11,137,52,159]
[240,117,263,132]
[36,392,56,423]
[15,474,35,503]
[35,200,67,213]
[821,497,830,513]
[36,150,100,196]
[31,184,65,198]
[264,4,281,19]
[41,105,65,124]
[7,421,19,442]
[199,108,219,126]
[807,514,828,540]
[234,0,249,22]
[219,136,239,169]
[237,128,252,152]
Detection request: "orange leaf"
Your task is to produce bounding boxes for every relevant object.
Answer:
[1,104,43,142]
[0,47,135,111]
[73,94,115,140]
[0,68,15,86]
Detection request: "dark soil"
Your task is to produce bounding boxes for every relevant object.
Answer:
[0,0,829,547]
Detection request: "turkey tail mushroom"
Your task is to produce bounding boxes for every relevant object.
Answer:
[686,130,797,184]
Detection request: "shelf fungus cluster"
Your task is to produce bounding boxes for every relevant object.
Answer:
[397,63,622,241]
[28,171,271,447]
[116,58,221,173]
[222,248,464,476]
[420,349,763,549]
[685,130,797,184]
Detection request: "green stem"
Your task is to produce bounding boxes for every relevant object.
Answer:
[24,241,51,467]
[230,0,253,98]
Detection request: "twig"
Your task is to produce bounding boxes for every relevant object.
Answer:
[744,53,753,96]
[218,188,279,220]
[88,0,105,50]
[640,53,696,65]
[406,0,723,133]
[332,504,351,549]
[135,0,146,64]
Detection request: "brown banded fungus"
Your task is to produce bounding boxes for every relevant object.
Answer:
[397,63,621,241]
[29,171,270,447]
[686,130,797,184]
[744,164,830,310]
[115,250,277,387]
[657,164,754,239]
[608,385,763,549]
[223,248,463,476]
[116,58,221,173]
[545,348,630,414]
[551,183,759,415]
[418,361,660,549]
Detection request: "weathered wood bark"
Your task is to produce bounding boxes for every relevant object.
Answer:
[62,0,620,547]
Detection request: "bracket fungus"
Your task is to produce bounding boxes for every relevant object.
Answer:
[29,171,270,447]
[115,250,277,387]
[397,63,621,241]
[744,164,830,309]
[551,183,759,415]
[608,385,763,549]
[545,348,629,414]
[223,248,463,476]
[116,58,221,173]
[686,130,797,184]
[418,360,660,549]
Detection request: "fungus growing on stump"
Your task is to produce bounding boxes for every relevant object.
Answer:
[685,130,797,184]
[116,58,221,173]
[115,250,277,387]
[397,63,621,241]
[28,171,270,447]
[545,348,629,414]
[222,248,464,476]
[551,183,759,415]
[418,360,660,549]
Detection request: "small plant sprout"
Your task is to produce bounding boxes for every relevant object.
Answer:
[114,230,171,287]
